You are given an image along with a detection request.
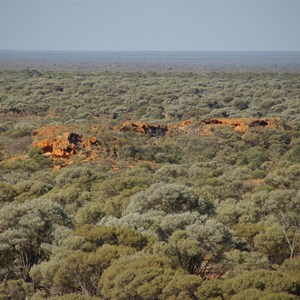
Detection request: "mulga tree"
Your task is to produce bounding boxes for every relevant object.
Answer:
[0,199,70,281]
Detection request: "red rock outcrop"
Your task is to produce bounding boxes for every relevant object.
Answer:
[32,126,106,166]
[169,120,193,131]
[201,117,279,134]
[31,117,284,169]
[32,126,82,159]
[114,118,280,137]
[82,136,100,149]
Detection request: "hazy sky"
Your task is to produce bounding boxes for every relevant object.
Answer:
[0,0,299,51]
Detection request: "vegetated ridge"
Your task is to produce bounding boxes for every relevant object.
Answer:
[32,117,284,167]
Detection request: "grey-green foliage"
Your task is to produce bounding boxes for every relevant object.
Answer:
[221,269,300,299]
[99,182,217,243]
[195,268,300,300]
[29,180,53,196]
[216,198,240,225]
[99,254,176,300]
[0,279,34,300]
[264,189,300,259]
[155,164,188,183]
[168,218,235,276]
[98,211,166,236]
[46,295,103,300]
[55,166,95,187]
[74,201,105,226]
[224,249,271,275]
[30,235,87,293]
[28,147,52,168]
[186,218,234,252]
[160,273,203,300]
[231,289,296,300]
[99,211,207,240]
[236,192,269,223]
[15,180,35,194]
[125,183,208,214]
[0,198,70,281]
[254,221,289,264]
[48,245,135,296]
[237,146,269,169]
[0,182,17,203]
[285,144,300,163]
[159,212,206,238]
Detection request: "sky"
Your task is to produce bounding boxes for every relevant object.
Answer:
[0,0,299,51]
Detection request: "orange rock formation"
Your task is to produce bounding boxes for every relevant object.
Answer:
[201,118,279,134]
[32,126,82,159]
[32,126,105,166]
[169,120,193,131]
[32,117,283,168]
[82,136,100,149]
[115,118,279,137]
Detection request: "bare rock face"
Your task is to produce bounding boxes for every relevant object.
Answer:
[114,118,280,137]
[82,136,100,149]
[201,118,280,134]
[169,118,279,136]
[32,126,104,166]
[32,126,80,159]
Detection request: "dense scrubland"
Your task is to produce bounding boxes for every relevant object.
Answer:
[0,70,300,299]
